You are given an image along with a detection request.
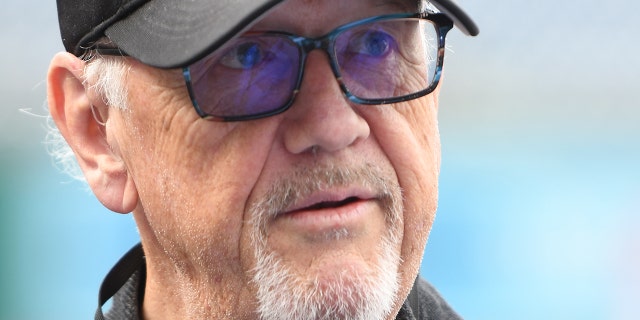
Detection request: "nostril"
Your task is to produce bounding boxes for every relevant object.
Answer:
[309,145,319,156]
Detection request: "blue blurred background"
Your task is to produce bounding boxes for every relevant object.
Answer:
[1,0,638,319]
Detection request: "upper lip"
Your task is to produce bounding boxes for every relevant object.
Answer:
[279,187,378,216]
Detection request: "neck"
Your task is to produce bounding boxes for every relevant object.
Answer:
[141,260,258,320]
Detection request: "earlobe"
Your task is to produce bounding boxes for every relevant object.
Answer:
[47,52,138,213]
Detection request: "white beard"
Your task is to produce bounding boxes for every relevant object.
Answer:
[248,163,403,320]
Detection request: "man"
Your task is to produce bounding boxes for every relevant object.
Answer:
[47,0,478,319]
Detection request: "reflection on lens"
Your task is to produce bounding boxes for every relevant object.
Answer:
[335,19,438,101]
[189,36,301,118]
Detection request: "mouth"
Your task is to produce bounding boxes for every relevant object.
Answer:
[288,196,361,214]
[273,189,379,235]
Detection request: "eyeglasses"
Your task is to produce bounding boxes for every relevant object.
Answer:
[183,12,453,121]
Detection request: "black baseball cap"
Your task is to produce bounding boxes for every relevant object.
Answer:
[56,0,479,69]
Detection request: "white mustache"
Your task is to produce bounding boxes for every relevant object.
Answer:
[248,162,403,236]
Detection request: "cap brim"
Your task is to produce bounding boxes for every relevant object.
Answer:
[105,0,285,68]
[105,0,478,69]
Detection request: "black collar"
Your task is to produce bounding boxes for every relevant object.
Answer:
[95,243,144,320]
[94,243,425,320]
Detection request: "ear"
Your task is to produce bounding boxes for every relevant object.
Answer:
[47,52,138,213]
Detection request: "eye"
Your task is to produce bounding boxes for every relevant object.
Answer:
[348,30,395,57]
[220,41,265,69]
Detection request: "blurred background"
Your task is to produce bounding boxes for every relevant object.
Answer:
[1,0,638,319]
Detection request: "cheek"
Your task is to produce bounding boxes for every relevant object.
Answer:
[117,82,280,275]
[362,96,441,281]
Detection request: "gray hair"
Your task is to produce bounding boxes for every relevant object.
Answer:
[46,55,130,182]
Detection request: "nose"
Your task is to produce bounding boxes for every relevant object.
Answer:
[281,51,370,154]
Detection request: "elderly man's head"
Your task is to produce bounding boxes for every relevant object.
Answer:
[47,0,477,319]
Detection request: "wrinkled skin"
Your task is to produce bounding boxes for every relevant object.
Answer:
[47,0,441,318]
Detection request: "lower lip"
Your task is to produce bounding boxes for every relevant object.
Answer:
[278,199,375,234]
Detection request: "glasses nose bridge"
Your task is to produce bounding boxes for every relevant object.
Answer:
[296,35,341,80]
[298,36,330,54]
[298,35,338,67]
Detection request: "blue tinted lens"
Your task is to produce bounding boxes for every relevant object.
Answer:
[185,15,443,120]
[188,35,300,119]
[334,18,438,100]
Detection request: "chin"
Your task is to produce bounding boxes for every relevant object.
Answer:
[251,231,401,320]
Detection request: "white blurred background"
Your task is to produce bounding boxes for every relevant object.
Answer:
[1,0,638,319]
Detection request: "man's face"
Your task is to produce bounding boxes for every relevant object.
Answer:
[107,0,441,318]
